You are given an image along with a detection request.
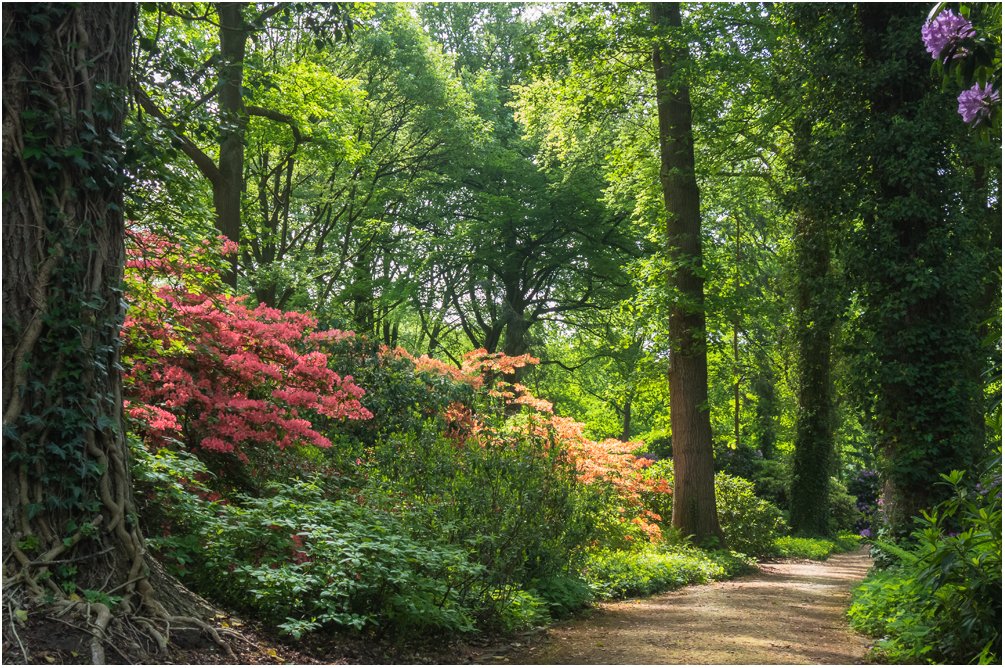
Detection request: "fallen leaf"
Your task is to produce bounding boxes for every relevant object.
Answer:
[45,656,55,663]
[15,609,28,623]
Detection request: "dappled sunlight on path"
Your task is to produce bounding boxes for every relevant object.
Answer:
[487,548,873,665]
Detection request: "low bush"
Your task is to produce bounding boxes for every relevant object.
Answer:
[848,456,1001,664]
[713,443,762,480]
[828,478,858,534]
[752,458,790,509]
[583,543,755,600]
[772,534,860,560]
[638,465,786,556]
[530,575,593,618]
[715,473,786,556]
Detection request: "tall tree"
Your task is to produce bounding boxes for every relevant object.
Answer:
[651,2,725,547]
[134,2,353,287]
[3,4,221,662]
[847,3,988,535]
[788,114,836,536]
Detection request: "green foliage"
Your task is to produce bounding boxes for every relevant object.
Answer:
[828,478,858,534]
[752,459,790,510]
[530,576,593,619]
[714,473,786,556]
[583,543,755,600]
[130,397,592,638]
[848,457,1002,664]
[636,459,674,535]
[772,534,861,561]
[713,443,762,480]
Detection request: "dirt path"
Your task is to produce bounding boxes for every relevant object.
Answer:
[482,548,874,665]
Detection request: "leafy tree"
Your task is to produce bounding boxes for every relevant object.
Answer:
[844,3,991,536]
[650,2,725,548]
[134,2,355,287]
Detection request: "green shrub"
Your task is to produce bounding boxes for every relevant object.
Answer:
[752,458,790,509]
[495,589,552,632]
[637,459,674,534]
[848,457,1002,664]
[828,478,858,534]
[132,402,594,640]
[531,575,593,618]
[832,533,861,553]
[772,536,834,560]
[848,567,934,663]
[715,473,786,556]
[583,543,755,600]
[713,443,761,480]
[772,533,861,560]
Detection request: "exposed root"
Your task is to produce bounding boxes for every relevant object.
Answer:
[3,573,234,663]
[169,615,235,656]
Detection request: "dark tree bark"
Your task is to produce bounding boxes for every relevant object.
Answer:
[789,115,835,538]
[215,2,250,287]
[651,1,725,548]
[3,4,223,661]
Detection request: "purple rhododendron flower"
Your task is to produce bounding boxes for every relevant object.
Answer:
[859,528,872,538]
[958,82,1000,125]
[922,10,975,62]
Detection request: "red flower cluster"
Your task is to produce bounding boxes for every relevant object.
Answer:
[122,228,372,458]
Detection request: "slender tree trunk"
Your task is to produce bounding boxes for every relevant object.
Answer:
[651,1,725,548]
[216,3,248,289]
[3,5,223,662]
[619,390,634,442]
[789,115,835,537]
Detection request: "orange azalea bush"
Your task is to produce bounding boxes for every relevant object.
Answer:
[387,347,672,542]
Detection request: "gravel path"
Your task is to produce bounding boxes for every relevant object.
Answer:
[480,548,874,665]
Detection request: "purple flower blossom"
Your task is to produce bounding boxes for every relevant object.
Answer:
[958,82,1000,125]
[922,10,974,63]
[859,528,872,538]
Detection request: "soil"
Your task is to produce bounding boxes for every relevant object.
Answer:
[473,548,875,665]
[4,549,874,665]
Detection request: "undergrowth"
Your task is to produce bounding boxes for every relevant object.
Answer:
[582,543,756,600]
[772,533,861,560]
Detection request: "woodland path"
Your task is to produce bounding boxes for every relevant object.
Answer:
[476,548,874,665]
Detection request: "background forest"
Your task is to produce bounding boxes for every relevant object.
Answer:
[2,1,1000,665]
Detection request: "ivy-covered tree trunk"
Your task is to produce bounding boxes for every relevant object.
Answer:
[853,3,985,537]
[651,1,726,548]
[789,115,835,537]
[3,4,221,661]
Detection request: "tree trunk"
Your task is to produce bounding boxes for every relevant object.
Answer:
[216,3,249,289]
[651,1,725,549]
[855,3,984,537]
[3,4,221,661]
[789,115,835,537]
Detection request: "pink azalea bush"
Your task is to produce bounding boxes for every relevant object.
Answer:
[122,228,372,461]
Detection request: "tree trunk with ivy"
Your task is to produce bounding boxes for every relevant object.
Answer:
[789,115,835,537]
[2,4,223,662]
[853,3,985,537]
[651,1,726,549]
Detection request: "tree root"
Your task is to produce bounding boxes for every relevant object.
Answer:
[4,573,235,663]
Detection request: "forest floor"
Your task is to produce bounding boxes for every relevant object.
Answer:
[4,549,874,665]
[470,547,875,665]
